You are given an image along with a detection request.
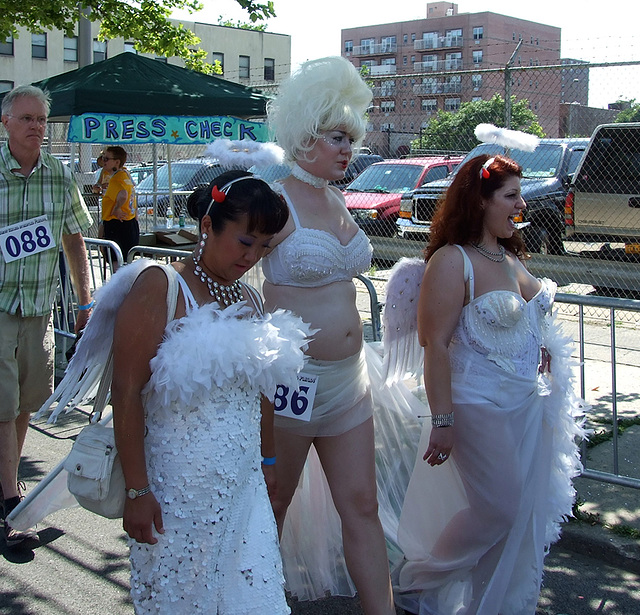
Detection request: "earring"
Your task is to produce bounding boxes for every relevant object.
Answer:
[194,232,207,265]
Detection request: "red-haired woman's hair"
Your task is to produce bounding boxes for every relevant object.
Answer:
[424,154,528,261]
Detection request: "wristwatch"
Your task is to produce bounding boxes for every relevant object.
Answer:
[126,485,151,499]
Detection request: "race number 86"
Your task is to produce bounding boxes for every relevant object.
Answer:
[274,384,311,415]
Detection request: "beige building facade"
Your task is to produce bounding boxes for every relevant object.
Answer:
[0,19,291,93]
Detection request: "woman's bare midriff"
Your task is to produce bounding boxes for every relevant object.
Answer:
[264,279,363,361]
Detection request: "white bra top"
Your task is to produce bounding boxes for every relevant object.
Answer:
[261,186,373,288]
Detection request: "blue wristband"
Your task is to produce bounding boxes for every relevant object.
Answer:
[261,456,276,466]
[77,300,95,311]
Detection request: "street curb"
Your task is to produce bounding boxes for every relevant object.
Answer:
[559,520,640,573]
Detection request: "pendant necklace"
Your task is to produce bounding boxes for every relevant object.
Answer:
[471,242,506,263]
[291,163,329,189]
[192,234,243,307]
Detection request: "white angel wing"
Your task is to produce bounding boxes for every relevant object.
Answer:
[35,259,157,423]
[381,257,426,384]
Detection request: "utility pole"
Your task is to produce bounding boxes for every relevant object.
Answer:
[504,39,523,129]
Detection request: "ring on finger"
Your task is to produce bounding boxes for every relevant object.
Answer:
[437,452,448,461]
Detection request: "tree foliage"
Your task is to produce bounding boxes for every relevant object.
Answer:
[613,99,640,123]
[0,1,276,73]
[412,94,545,153]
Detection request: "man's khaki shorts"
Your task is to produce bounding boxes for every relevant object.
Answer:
[0,310,54,421]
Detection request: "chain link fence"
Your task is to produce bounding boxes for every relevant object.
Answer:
[2,59,640,301]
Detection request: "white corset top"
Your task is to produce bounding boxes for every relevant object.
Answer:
[449,245,556,377]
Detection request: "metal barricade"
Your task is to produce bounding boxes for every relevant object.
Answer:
[556,291,640,490]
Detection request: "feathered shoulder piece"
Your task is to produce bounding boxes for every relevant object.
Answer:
[382,257,427,384]
[474,123,540,152]
[35,259,166,423]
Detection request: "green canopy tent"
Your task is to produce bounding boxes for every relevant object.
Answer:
[22,52,270,121]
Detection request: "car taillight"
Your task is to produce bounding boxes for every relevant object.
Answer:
[564,190,574,226]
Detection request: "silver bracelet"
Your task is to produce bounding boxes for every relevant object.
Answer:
[431,412,454,428]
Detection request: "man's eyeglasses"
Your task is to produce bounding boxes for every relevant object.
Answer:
[7,114,48,127]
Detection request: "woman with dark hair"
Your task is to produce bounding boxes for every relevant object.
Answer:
[108,169,309,613]
[391,154,584,614]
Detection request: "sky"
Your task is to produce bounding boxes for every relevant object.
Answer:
[174,0,640,108]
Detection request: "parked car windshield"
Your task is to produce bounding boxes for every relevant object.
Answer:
[137,162,209,192]
[457,143,564,179]
[345,163,425,193]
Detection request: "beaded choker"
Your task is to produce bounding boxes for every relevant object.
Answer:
[192,233,243,306]
[471,242,506,263]
[291,163,328,189]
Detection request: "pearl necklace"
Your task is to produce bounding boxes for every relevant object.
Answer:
[471,242,506,263]
[291,163,328,189]
[192,255,243,307]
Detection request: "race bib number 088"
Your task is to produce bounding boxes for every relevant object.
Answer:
[273,372,318,422]
[0,215,55,263]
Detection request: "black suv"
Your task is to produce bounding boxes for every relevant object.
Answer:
[397,138,589,254]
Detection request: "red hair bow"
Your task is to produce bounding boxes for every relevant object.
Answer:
[211,185,226,203]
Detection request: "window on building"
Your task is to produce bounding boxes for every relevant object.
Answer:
[402,99,407,108]
[93,39,107,62]
[212,52,224,74]
[239,55,250,79]
[472,96,483,102]
[403,56,407,65]
[410,99,415,107]
[381,123,394,131]
[473,27,484,41]
[1,35,14,56]
[422,32,438,49]
[361,60,376,68]
[63,36,78,62]
[472,74,482,89]
[264,57,275,81]
[411,33,416,41]
[360,38,375,54]
[403,34,408,44]
[381,57,396,66]
[444,98,461,111]
[381,101,395,113]
[124,42,137,54]
[381,36,396,52]
[445,52,462,70]
[411,55,416,64]
[422,99,437,112]
[32,33,47,59]
[0,80,14,93]
[345,40,353,53]
[472,50,483,65]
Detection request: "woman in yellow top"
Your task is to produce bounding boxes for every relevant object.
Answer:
[101,146,139,265]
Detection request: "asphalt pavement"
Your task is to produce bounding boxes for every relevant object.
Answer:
[2,278,640,614]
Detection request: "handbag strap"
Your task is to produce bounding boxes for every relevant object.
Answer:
[90,263,180,424]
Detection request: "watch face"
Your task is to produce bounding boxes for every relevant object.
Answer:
[127,488,137,499]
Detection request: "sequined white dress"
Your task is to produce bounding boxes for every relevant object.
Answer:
[128,274,309,615]
[392,247,585,615]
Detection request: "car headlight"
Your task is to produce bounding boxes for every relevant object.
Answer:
[351,209,379,221]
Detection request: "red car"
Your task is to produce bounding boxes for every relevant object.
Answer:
[343,156,463,236]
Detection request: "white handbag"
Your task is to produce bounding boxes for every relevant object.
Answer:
[64,265,179,518]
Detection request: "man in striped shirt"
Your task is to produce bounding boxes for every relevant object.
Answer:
[0,85,93,547]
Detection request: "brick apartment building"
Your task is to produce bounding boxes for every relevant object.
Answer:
[342,2,589,155]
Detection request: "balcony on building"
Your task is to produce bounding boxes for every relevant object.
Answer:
[413,80,461,95]
[372,84,397,97]
[414,58,463,73]
[353,42,398,56]
[414,35,463,51]
[369,64,397,76]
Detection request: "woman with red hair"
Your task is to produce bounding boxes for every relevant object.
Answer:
[392,154,584,614]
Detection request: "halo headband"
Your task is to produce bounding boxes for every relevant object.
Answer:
[204,176,264,217]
